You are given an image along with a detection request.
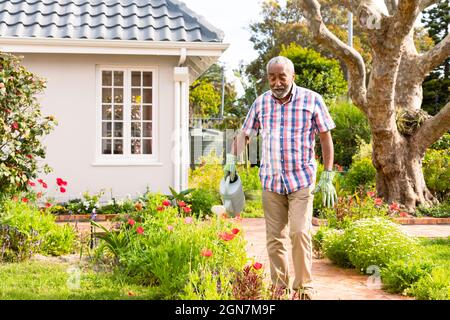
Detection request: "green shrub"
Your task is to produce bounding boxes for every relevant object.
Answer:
[430,132,450,150]
[0,200,75,256]
[322,229,351,267]
[189,188,220,217]
[0,224,40,262]
[381,258,434,294]
[344,217,419,272]
[344,158,376,193]
[417,199,450,218]
[189,152,223,193]
[238,165,262,193]
[423,148,450,200]
[408,267,450,300]
[242,200,264,218]
[321,102,371,168]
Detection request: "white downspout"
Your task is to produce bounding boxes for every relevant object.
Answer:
[173,80,181,192]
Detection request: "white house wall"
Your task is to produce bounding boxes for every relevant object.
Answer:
[16,53,179,204]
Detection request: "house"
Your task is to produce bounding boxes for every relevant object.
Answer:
[0,0,228,202]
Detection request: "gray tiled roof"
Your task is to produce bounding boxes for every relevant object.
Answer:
[0,0,224,42]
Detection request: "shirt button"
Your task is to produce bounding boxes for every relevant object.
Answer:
[282,170,285,173]
[281,159,284,162]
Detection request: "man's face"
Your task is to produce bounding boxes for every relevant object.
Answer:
[267,63,295,99]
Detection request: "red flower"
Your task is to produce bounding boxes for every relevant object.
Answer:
[22,197,28,203]
[201,248,213,257]
[374,198,383,206]
[231,228,240,235]
[183,206,192,213]
[60,187,66,193]
[11,122,19,130]
[156,206,164,212]
[136,226,144,234]
[28,181,36,187]
[45,202,52,208]
[56,178,67,187]
[37,179,44,184]
[128,219,135,226]
[162,200,171,207]
[389,202,400,212]
[399,212,409,217]
[178,201,186,207]
[26,154,33,159]
[252,262,263,270]
[219,232,235,241]
[366,191,376,198]
[42,182,48,189]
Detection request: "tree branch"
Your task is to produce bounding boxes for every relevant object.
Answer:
[391,0,421,41]
[413,101,450,155]
[418,33,450,77]
[299,0,368,110]
[419,0,439,11]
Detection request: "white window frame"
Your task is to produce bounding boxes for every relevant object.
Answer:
[93,65,161,166]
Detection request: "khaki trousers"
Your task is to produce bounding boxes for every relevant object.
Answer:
[262,185,314,290]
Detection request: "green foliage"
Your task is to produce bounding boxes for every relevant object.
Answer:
[422,148,450,200]
[408,267,450,300]
[321,228,351,267]
[0,200,75,256]
[319,102,371,168]
[343,218,419,272]
[0,52,57,197]
[238,165,262,193]
[417,199,450,218]
[242,200,264,218]
[189,188,220,218]
[189,79,221,118]
[181,265,234,300]
[189,151,223,195]
[280,43,347,104]
[430,132,450,150]
[344,158,377,193]
[0,224,40,262]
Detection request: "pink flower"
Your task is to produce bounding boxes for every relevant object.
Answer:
[219,232,235,241]
[389,202,400,212]
[136,226,144,234]
[162,200,171,207]
[252,262,263,270]
[167,225,174,232]
[366,191,376,198]
[184,217,193,224]
[37,179,44,184]
[178,201,186,207]
[374,198,383,206]
[231,228,240,235]
[128,219,135,226]
[201,248,213,257]
[183,206,192,213]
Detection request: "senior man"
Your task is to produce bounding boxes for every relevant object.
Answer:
[224,56,337,300]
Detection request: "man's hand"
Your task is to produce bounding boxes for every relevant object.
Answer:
[224,153,237,181]
[313,170,337,207]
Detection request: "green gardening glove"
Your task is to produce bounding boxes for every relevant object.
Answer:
[224,153,237,181]
[313,170,338,208]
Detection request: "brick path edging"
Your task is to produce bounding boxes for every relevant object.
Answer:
[312,216,450,226]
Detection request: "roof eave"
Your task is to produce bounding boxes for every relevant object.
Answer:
[0,37,229,57]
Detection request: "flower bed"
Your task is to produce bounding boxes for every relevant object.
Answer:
[313,216,450,226]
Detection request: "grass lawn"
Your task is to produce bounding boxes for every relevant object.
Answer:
[419,236,450,268]
[0,259,163,300]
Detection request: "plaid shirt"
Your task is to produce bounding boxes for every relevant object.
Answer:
[241,84,336,194]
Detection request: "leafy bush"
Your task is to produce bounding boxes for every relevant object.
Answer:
[280,43,347,104]
[422,148,450,200]
[343,158,376,193]
[319,102,371,168]
[238,165,262,193]
[242,200,264,218]
[408,267,450,300]
[189,152,223,195]
[430,132,450,150]
[0,200,75,256]
[343,218,419,272]
[189,188,220,217]
[322,228,351,267]
[417,199,450,218]
[0,52,57,197]
[0,224,40,262]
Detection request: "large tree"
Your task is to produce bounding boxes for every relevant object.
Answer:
[299,0,450,210]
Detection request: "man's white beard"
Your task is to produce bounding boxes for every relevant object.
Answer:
[272,84,292,99]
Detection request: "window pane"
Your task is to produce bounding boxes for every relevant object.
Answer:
[114,88,123,103]
[114,122,123,138]
[143,89,152,104]
[102,71,112,86]
[102,88,112,103]
[143,139,152,154]
[102,104,112,120]
[143,122,152,138]
[114,104,123,120]
[131,88,141,104]
[113,139,123,154]
[142,105,152,120]
[131,105,141,120]
[131,139,141,154]
[131,122,141,137]
[132,71,141,86]
[114,71,124,86]
[143,72,152,87]
[102,139,112,154]
[102,122,112,137]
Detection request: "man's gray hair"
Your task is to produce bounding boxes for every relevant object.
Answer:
[266,56,295,74]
